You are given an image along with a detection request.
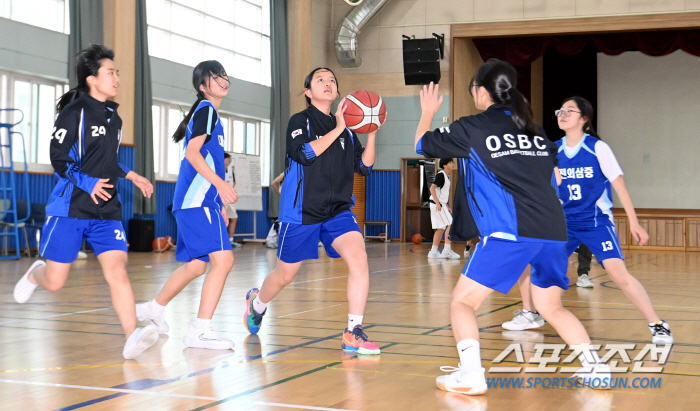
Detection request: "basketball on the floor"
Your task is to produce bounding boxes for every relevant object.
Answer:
[412,234,422,244]
[152,237,170,252]
[379,233,387,241]
[343,89,387,134]
[165,235,175,249]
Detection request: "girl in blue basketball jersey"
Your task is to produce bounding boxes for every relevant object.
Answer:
[136,61,238,350]
[416,61,610,395]
[13,45,158,360]
[243,68,382,355]
[507,96,673,345]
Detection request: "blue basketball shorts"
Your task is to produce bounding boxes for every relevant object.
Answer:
[277,211,362,263]
[174,207,232,263]
[463,237,570,294]
[40,216,127,263]
[566,224,624,266]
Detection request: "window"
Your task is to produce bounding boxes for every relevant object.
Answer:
[0,0,69,33]
[146,0,271,86]
[152,100,271,185]
[0,70,67,171]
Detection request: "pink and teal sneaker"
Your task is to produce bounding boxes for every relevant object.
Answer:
[244,288,266,334]
[342,325,380,355]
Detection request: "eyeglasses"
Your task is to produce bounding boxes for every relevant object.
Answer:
[555,109,581,117]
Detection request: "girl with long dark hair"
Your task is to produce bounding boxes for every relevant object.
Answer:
[136,61,238,350]
[415,60,610,395]
[243,67,381,354]
[13,44,158,359]
[505,96,673,344]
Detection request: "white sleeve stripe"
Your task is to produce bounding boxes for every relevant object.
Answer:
[594,141,624,181]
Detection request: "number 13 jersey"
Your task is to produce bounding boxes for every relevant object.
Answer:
[555,134,623,229]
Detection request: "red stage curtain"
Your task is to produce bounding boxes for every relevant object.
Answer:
[473,29,700,66]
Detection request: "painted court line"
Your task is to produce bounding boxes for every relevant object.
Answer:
[0,307,113,326]
[0,378,219,401]
[290,264,437,285]
[253,402,360,411]
[277,304,343,318]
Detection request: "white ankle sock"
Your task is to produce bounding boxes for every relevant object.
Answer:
[431,246,439,253]
[229,237,233,242]
[443,244,452,252]
[194,318,212,328]
[348,314,363,330]
[578,345,602,367]
[150,299,165,316]
[253,296,268,314]
[457,339,482,371]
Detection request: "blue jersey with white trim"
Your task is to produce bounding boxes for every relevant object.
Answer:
[173,100,226,212]
[417,104,566,242]
[555,135,614,228]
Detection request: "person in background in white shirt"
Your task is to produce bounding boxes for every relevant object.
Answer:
[428,158,460,259]
[224,153,241,248]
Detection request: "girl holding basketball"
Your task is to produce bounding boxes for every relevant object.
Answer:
[505,96,673,345]
[13,44,158,359]
[416,60,610,395]
[136,60,238,350]
[244,67,381,355]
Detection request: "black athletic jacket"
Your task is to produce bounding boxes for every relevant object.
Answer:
[417,104,565,242]
[279,104,371,225]
[45,93,130,220]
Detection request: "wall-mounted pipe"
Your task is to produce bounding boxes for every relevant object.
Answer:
[335,0,392,68]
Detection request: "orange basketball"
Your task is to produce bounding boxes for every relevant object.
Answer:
[343,89,387,134]
[379,233,387,242]
[152,237,169,253]
[164,235,175,249]
[412,233,423,245]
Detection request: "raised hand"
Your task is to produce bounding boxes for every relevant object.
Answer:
[420,82,443,115]
[335,97,347,130]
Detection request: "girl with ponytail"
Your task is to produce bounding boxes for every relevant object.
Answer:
[508,95,673,349]
[414,59,610,395]
[136,60,239,351]
[14,44,158,360]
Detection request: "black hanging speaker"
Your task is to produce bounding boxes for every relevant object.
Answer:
[128,218,155,252]
[403,37,441,85]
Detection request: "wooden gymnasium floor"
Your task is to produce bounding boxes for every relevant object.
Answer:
[0,242,699,411]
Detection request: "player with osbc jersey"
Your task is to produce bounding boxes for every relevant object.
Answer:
[506,96,673,345]
[415,60,611,395]
[13,44,158,360]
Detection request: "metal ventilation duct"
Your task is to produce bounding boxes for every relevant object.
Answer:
[335,0,392,68]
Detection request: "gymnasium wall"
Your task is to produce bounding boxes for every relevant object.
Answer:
[0,17,68,80]
[597,50,700,210]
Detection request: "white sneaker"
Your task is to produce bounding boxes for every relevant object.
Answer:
[464,248,471,258]
[183,322,235,350]
[576,274,594,288]
[14,260,45,304]
[123,325,159,360]
[649,320,674,345]
[570,364,613,390]
[436,365,487,395]
[136,301,169,334]
[428,251,444,259]
[77,251,88,260]
[441,249,461,260]
[502,309,545,331]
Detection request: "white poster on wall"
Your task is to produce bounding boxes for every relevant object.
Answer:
[230,153,263,211]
